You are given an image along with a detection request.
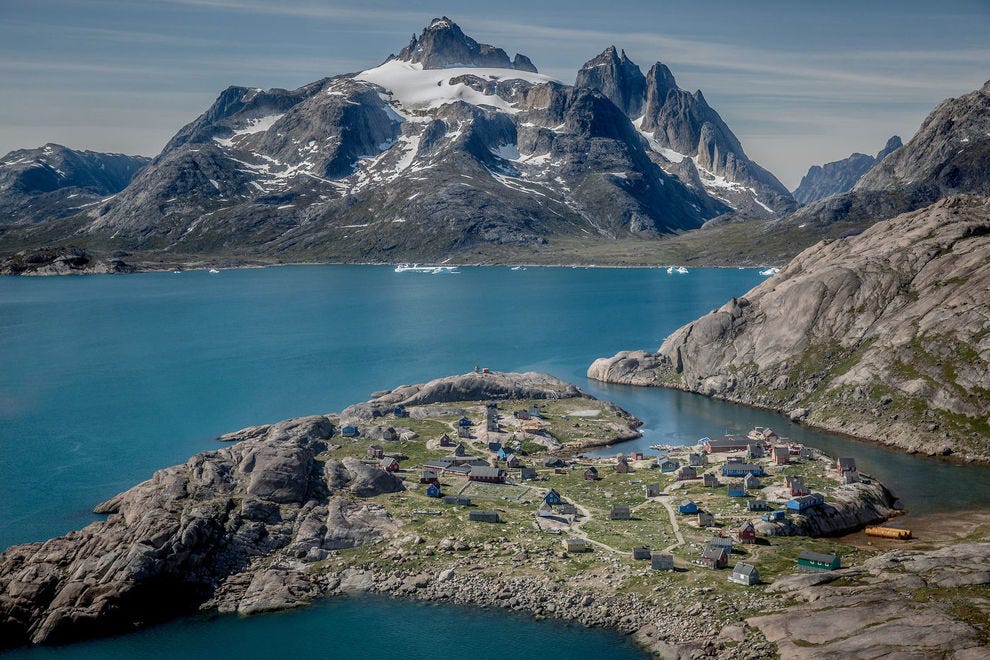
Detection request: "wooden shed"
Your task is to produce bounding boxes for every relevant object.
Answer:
[651,553,675,571]
[469,510,500,523]
[610,505,631,520]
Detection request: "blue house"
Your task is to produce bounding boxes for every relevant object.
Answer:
[496,448,508,461]
[786,493,825,511]
[341,425,359,437]
[488,441,503,452]
[678,499,698,514]
[721,463,765,478]
[426,482,442,498]
[727,485,746,498]
[762,510,786,522]
[544,489,562,506]
[458,417,473,427]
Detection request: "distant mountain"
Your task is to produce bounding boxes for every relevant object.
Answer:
[786,80,990,229]
[575,48,797,218]
[792,136,902,205]
[394,16,538,72]
[0,144,148,225]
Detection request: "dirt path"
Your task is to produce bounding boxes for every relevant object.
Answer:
[658,483,686,552]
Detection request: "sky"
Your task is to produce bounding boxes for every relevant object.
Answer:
[0,0,987,189]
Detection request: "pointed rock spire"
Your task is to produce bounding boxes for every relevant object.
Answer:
[394,17,537,72]
[574,46,646,117]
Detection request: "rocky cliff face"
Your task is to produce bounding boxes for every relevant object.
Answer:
[575,46,646,117]
[0,246,136,275]
[792,136,902,205]
[395,17,537,72]
[589,195,990,461]
[0,144,148,226]
[786,81,990,229]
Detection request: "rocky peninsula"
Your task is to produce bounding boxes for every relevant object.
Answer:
[2,371,987,658]
[589,196,990,462]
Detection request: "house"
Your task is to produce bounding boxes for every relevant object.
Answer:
[703,473,720,488]
[688,452,707,467]
[468,466,506,483]
[557,503,578,516]
[762,510,786,522]
[457,426,472,439]
[564,538,588,553]
[709,536,734,552]
[505,454,521,468]
[454,443,467,457]
[837,457,857,473]
[678,466,697,480]
[644,484,661,497]
[426,482,442,498]
[488,441,503,452]
[379,457,399,472]
[651,553,675,571]
[658,457,679,473]
[772,445,790,465]
[544,457,565,468]
[747,443,765,459]
[458,417,473,427]
[678,499,698,515]
[738,521,757,544]
[632,546,651,560]
[520,467,538,481]
[469,510,500,523]
[721,463,765,478]
[747,500,770,512]
[367,445,384,459]
[419,469,439,484]
[610,505,631,520]
[614,457,632,473]
[537,501,555,518]
[800,446,815,459]
[786,493,825,511]
[631,452,645,461]
[584,467,599,481]
[486,402,499,432]
[544,489,562,506]
[700,546,729,569]
[382,427,399,442]
[703,436,750,453]
[797,551,840,572]
[393,405,409,418]
[729,563,760,585]
[727,484,746,498]
[787,475,810,496]
[842,469,861,484]
[698,512,716,527]
[743,473,761,490]
[439,433,454,447]
[443,495,472,506]
[341,425,359,438]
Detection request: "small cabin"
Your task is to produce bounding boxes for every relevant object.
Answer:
[787,475,809,496]
[678,466,697,480]
[544,457,565,468]
[630,452,645,461]
[439,433,454,447]
[520,467,538,481]
[426,482,442,498]
[786,493,825,511]
[651,553,674,571]
[772,445,790,465]
[341,425,359,438]
[657,458,679,473]
[544,489,562,506]
[703,473,720,488]
[700,546,728,569]
[564,538,588,553]
[837,457,857,473]
[614,457,632,474]
[698,512,716,528]
[727,484,746,498]
[729,562,760,585]
[747,443,765,459]
[454,443,467,457]
[842,470,861,484]
[379,457,399,472]
[419,469,439,484]
[743,473,761,490]
[610,505,631,520]
[632,546,651,560]
[457,426,472,438]
[468,466,506,484]
[796,550,840,572]
[678,499,698,515]
[506,455,521,468]
[367,445,384,459]
[458,417,473,427]
[469,510,500,523]
[644,484,661,498]
[688,452,707,467]
[584,467,599,481]
[738,521,757,544]
[747,500,770,512]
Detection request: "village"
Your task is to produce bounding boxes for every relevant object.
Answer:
[316,394,900,598]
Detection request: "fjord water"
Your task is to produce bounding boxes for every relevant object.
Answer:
[3,265,989,658]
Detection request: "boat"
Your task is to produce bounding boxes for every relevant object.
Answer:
[759,267,780,276]
[394,264,458,273]
[666,266,689,274]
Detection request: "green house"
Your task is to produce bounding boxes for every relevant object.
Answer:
[796,550,840,572]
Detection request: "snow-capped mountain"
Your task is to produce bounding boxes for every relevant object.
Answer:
[0,144,148,225]
[575,47,796,218]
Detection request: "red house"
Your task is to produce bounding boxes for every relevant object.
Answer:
[379,457,399,472]
[420,469,439,484]
[772,445,790,466]
[738,521,757,544]
[468,466,506,483]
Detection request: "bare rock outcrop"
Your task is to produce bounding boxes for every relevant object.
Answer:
[589,195,990,461]
[0,414,401,648]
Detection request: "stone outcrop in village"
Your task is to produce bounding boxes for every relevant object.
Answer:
[2,371,986,658]
[588,195,990,462]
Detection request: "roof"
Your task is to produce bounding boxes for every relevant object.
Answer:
[838,457,857,468]
[680,499,695,507]
[739,521,755,532]
[380,457,398,466]
[723,463,763,472]
[702,546,727,561]
[710,537,733,548]
[611,505,630,513]
[798,550,839,564]
[470,465,504,478]
[733,563,758,576]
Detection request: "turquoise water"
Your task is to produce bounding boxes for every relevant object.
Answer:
[2,265,989,657]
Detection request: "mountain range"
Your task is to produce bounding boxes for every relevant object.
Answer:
[792,136,902,205]
[0,17,988,270]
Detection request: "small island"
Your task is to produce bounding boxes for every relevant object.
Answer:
[1,371,987,657]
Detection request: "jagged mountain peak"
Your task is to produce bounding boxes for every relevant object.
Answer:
[575,46,646,117]
[395,17,537,72]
